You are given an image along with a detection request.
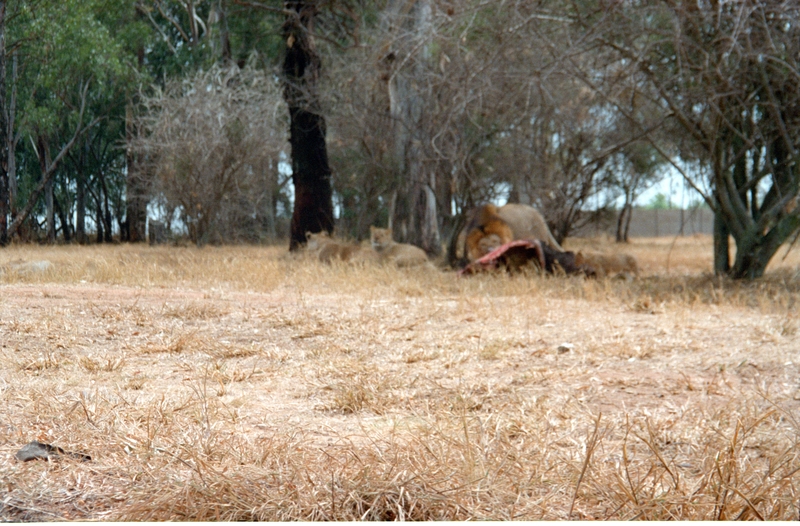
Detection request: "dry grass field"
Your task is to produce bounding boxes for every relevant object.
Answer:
[1,234,800,520]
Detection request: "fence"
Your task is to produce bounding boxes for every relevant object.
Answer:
[573,207,714,238]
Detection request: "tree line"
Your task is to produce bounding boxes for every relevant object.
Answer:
[0,1,798,279]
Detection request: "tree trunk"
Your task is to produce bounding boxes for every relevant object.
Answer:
[729,214,800,280]
[713,209,730,276]
[283,1,334,251]
[125,22,148,243]
[54,194,71,243]
[96,201,104,243]
[386,0,441,256]
[623,203,633,242]
[76,172,86,243]
[101,171,113,242]
[36,136,56,244]
[218,0,232,63]
[616,201,631,243]
[0,1,7,246]
[7,50,17,226]
[712,135,800,279]
[125,103,147,242]
[76,142,87,243]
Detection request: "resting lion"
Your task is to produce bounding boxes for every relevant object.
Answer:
[575,250,639,278]
[305,232,379,264]
[369,226,430,267]
[464,203,563,262]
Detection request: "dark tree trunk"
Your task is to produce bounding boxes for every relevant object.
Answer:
[7,50,17,227]
[0,1,7,246]
[283,1,334,251]
[218,0,232,63]
[96,201,104,244]
[623,204,633,241]
[713,209,730,276]
[124,29,148,243]
[36,136,56,244]
[125,103,147,242]
[99,170,113,242]
[729,214,800,280]
[60,172,74,242]
[75,181,86,242]
[76,143,87,243]
[54,194,71,243]
[616,202,631,243]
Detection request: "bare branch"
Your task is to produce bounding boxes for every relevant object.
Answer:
[136,2,178,54]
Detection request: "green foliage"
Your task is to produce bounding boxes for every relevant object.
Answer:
[4,0,290,242]
[13,0,135,135]
[226,6,284,66]
[645,193,671,210]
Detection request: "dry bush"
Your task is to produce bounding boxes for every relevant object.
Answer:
[1,239,800,520]
[132,62,289,245]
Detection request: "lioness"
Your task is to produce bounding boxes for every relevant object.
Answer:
[575,250,639,278]
[464,203,563,262]
[369,226,430,267]
[305,232,379,264]
[305,231,333,252]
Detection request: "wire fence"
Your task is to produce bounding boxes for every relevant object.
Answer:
[574,207,714,238]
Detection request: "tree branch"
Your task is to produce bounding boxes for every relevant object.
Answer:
[136,3,177,54]
[155,0,192,44]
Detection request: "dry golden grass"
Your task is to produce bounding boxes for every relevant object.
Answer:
[1,235,800,520]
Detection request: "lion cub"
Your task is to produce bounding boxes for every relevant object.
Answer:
[369,226,430,267]
[575,250,639,279]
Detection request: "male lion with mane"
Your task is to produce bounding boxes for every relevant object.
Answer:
[464,203,563,262]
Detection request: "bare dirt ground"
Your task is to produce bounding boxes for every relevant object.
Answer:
[1,235,799,520]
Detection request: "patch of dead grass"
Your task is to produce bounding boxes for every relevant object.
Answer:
[79,354,126,373]
[1,238,800,520]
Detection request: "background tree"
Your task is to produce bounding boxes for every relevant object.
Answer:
[612,143,665,243]
[3,0,135,243]
[601,1,800,278]
[380,0,441,256]
[282,0,335,251]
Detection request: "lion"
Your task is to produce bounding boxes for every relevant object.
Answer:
[477,233,506,257]
[459,239,597,278]
[305,232,379,264]
[369,226,430,267]
[464,203,563,262]
[305,231,333,252]
[575,250,639,279]
[464,204,514,262]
